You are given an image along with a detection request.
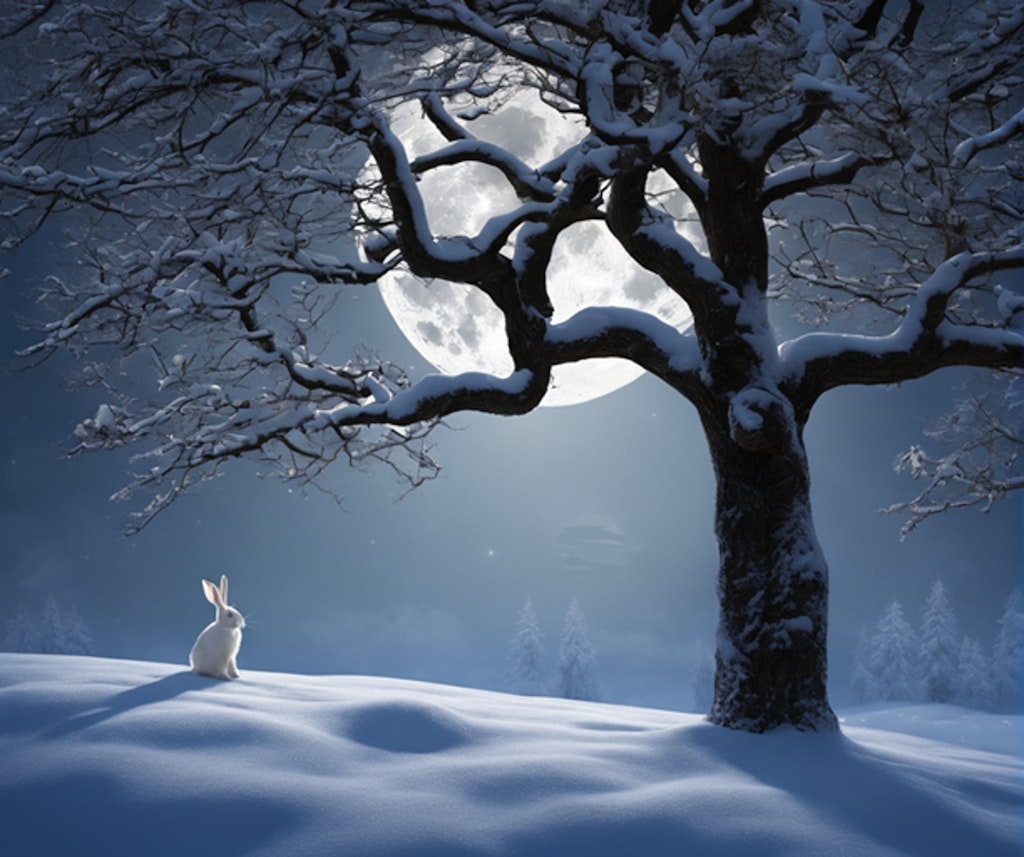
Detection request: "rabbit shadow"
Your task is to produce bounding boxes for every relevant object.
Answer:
[42,670,213,739]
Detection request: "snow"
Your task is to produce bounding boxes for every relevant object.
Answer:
[2,654,1020,857]
[355,370,534,422]
[779,246,1024,382]
[763,152,867,197]
[954,106,1024,164]
[996,285,1024,323]
[790,73,868,107]
[546,305,699,374]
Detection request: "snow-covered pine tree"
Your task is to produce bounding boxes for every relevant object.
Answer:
[869,601,919,703]
[28,598,95,656]
[955,636,994,711]
[60,604,94,656]
[506,596,548,695]
[992,589,1024,712]
[2,603,41,653]
[557,598,599,702]
[38,597,69,655]
[690,638,715,713]
[919,579,959,703]
[849,625,875,705]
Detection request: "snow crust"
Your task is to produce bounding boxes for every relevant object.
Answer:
[2,654,1020,857]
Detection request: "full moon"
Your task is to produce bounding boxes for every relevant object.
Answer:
[376,90,695,408]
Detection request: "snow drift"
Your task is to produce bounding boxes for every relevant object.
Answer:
[1,654,1020,856]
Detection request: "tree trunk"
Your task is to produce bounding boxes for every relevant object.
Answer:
[690,128,838,732]
[702,403,839,732]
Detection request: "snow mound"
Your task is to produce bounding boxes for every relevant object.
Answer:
[1,654,1021,856]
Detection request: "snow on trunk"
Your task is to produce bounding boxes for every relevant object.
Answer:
[703,411,837,733]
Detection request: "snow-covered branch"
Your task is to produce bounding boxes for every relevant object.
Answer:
[955,107,1024,165]
[315,368,549,430]
[375,0,580,79]
[411,140,557,202]
[761,152,886,207]
[3,0,1023,541]
[546,305,702,396]
[887,375,1023,537]
[780,248,1024,413]
[310,307,701,430]
[363,111,520,293]
[66,348,441,535]
[607,167,727,313]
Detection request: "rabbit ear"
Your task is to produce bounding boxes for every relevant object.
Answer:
[219,575,229,603]
[203,579,224,608]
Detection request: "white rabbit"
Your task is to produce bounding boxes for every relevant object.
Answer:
[189,575,245,679]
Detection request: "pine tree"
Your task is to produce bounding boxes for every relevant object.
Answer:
[869,601,918,703]
[849,625,875,705]
[506,596,547,695]
[60,605,94,656]
[38,597,69,655]
[2,603,41,653]
[919,579,959,703]
[690,639,715,713]
[992,589,1024,712]
[20,597,96,656]
[557,597,599,702]
[956,636,994,711]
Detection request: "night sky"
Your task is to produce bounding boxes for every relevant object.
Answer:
[2,227,1019,713]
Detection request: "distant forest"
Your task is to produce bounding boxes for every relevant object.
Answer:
[2,597,93,656]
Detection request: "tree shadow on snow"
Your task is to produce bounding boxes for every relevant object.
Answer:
[680,725,1019,857]
[505,723,1019,857]
[41,670,214,738]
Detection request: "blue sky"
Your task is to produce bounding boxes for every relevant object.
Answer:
[2,230,1019,712]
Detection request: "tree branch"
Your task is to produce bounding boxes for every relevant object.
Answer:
[607,166,727,317]
[411,140,558,201]
[656,149,708,213]
[545,305,703,399]
[886,375,1023,537]
[364,112,513,292]
[761,151,887,207]
[378,0,580,79]
[781,249,1024,416]
[316,368,550,429]
[955,107,1024,165]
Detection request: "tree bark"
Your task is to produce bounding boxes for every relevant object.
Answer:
[688,126,838,732]
[702,402,838,732]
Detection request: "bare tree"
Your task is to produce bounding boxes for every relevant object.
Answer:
[2,1,1022,731]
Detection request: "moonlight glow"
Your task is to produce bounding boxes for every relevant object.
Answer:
[375,92,695,407]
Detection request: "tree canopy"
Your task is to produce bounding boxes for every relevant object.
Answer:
[2,0,1020,526]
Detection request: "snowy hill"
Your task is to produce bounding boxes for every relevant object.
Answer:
[1,655,1020,857]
